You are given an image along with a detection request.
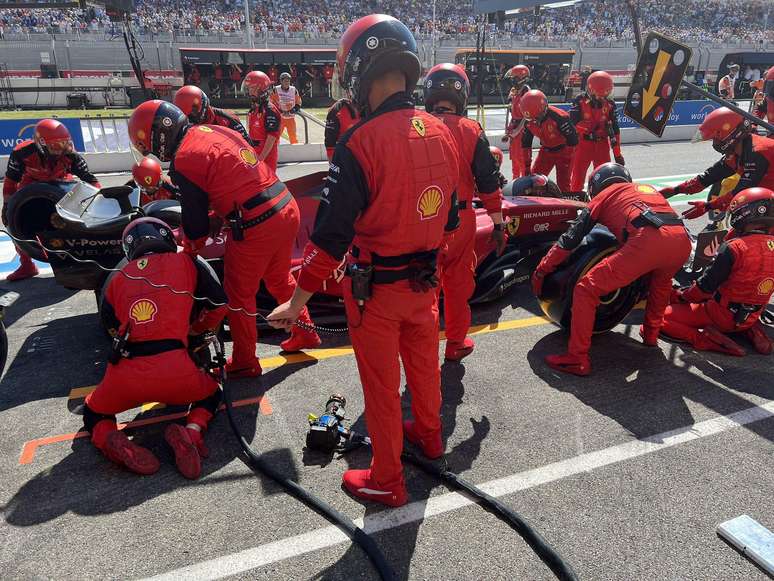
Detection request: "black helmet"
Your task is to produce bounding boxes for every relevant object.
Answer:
[122,217,177,261]
[587,162,632,198]
[337,14,421,114]
[423,63,470,115]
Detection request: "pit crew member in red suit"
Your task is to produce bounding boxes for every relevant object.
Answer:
[173,85,252,144]
[532,163,691,376]
[569,71,624,191]
[83,217,227,479]
[3,119,100,281]
[424,62,505,361]
[131,156,178,204]
[520,90,578,192]
[127,100,320,378]
[243,70,282,172]
[324,97,360,160]
[267,15,460,508]
[662,188,774,356]
[501,64,531,179]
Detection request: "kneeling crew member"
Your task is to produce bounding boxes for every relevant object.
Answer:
[268,15,460,508]
[532,163,691,376]
[520,90,578,192]
[662,188,774,356]
[132,156,178,204]
[83,218,227,479]
[424,62,505,361]
[174,85,252,144]
[128,100,320,378]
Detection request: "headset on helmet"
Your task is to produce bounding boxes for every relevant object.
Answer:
[728,187,774,229]
[489,145,503,168]
[587,162,632,198]
[586,71,614,100]
[337,14,421,114]
[34,119,73,158]
[519,90,548,121]
[242,70,273,100]
[128,100,189,162]
[122,217,177,261]
[423,63,470,115]
[692,107,751,155]
[173,85,210,124]
[505,65,530,86]
[132,157,163,193]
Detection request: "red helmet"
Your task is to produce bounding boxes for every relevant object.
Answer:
[489,146,503,168]
[128,100,188,162]
[764,67,774,101]
[34,119,73,158]
[505,65,530,85]
[728,187,774,229]
[243,70,273,100]
[423,62,470,115]
[132,156,162,193]
[520,90,548,121]
[173,85,210,124]
[692,107,751,154]
[587,71,614,99]
[337,14,421,113]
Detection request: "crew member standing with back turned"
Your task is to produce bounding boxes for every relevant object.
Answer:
[424,62,505,361]
[501,64,531,180]
[268,14,460,508]
[532,163,691,376]
[127,100,320,378]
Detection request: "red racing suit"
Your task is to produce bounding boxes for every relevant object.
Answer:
[754,97,774,124]
[434,110,502,344]
[202,106,252,145]
[669,134,774,208]
[295,93,460,488]
[247,100,282,173]
[569,94,622,191]
[506,85,530,179]
[324,98,360,160]
[170,124,312,368]
[84,251,227,450]
[663,231,774,341]
[542,182,691,357]
[521,106,578,192]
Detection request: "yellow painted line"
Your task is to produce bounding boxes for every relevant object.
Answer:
[67,315,552,401]
[141,402,165,412]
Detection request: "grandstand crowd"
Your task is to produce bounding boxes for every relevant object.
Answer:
[0,0,771,44]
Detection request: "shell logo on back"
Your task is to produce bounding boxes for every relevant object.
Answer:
[417,186,443,220]
[130,299,158,324]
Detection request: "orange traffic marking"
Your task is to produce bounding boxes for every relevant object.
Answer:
[19,395,270,465]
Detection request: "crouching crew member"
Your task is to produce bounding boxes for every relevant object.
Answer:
[83,218,226,479]
[424,62,505,361]
[3,119,101,281]
[532,163,691,376]
[520,90,578,192]
[662,188,774,356]
[131,156,178,204]
[173,85,252,144]
[268,15,460,508]
[127,100,320,379]
[243,71,282,173]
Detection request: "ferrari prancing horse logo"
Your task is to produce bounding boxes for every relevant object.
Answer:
[137,258,149,270]
[417,186,443,220]
[768,240,774,252]
[411,117,426,137]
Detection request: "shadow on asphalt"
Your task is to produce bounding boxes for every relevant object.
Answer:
[0,277,80,329]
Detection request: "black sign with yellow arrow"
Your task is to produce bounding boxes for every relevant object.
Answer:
[624,32,693,137]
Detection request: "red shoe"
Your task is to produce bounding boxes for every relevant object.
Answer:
[342,469,408,508]
[186,427,210,458]
[225,357,262,378]
[103,431,160,475]
[639,325,660,347]
[743,322,774,355]
[403,420,444,459]
[6,256,38,282]
[695,327,746,357]
[164,424,202,480]
[445,337,475,362]
[280,326,321,353]
[545,352,591,376]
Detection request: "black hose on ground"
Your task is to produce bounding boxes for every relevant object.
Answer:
[218,363,395,581]
[400,451,579,581]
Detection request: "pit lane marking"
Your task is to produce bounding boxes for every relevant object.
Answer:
[66,315,554,402]
[18,395,273,465]
[142,398,774,581]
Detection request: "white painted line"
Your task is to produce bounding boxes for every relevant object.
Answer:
[141,399,774,581]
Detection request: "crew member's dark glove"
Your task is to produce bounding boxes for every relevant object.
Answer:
[290,105,301,114]
[1,203,8,228]
[490,226,506,257]
[614,155,625,166]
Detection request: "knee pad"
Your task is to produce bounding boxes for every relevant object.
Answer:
[82,403,117,433]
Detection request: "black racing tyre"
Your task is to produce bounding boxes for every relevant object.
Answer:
[538,227,646,333]
[143,199,182,229]
[5,182,69,262]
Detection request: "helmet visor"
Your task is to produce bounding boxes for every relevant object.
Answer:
[45,138,74,156]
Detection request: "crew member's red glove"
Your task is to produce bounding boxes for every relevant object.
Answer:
[659,186,678,197]
[182,236,207,256]
[680,282,713,304]
[614,155,625,166]
[531,245,570,296]
[682,200,710,220]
